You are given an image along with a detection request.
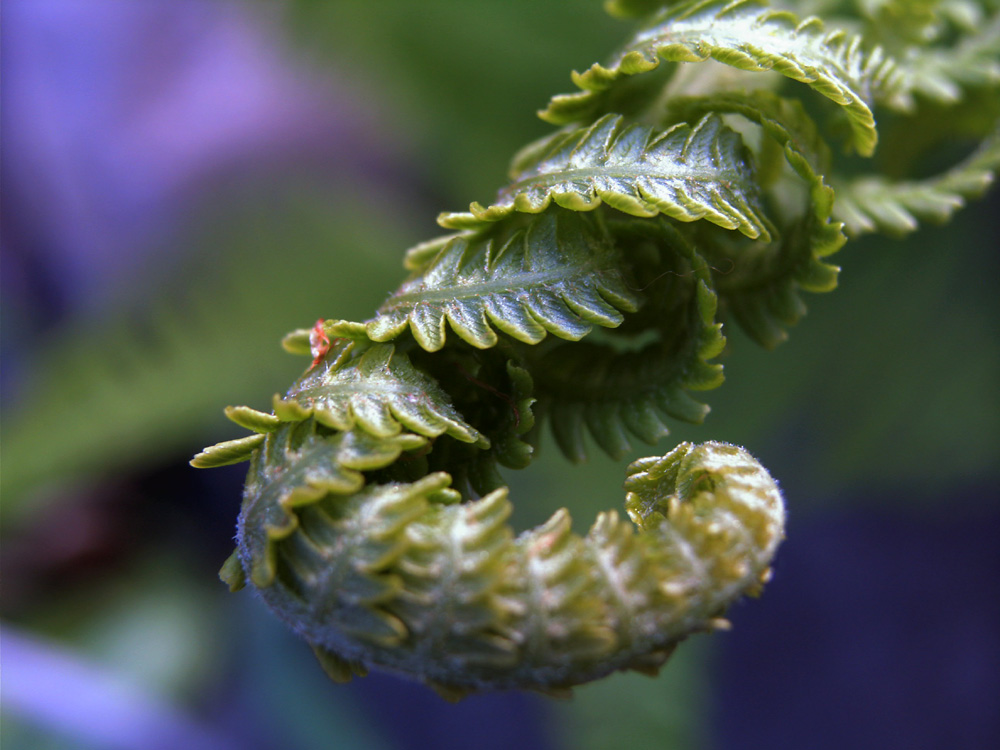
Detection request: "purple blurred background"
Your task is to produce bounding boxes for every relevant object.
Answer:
[2,0,394,328]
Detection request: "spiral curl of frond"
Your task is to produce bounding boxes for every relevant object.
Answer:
[195,0,999,697]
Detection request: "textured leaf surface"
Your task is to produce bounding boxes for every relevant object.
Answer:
[281,319,370,357]
[225,405,282,433]
[241,438,784,693]
[665,91,845,347]
[699,216,842,349]
[441,114,773,241]
[530,232,726,461]
[666,90,832,192]
[537,333,723,462]
[542,0,902,155]
[238,422,428,589]
[368,210,640,351]
[279,342,487,445]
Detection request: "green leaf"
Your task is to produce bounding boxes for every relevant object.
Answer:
[402,234,460,273]
[697,215,842,349]
[859,1,1000,105]
[663,91,846,347]
[239,430,784,694]
[440,113,774,241]
[239,422,428,588]
[900,13,1000,103]
[225,405,282,433]
[541,0,903,156]
[538,335,722,462]
[277,342,487,445]
[833,127,1000,237]
[666,90,833,193]
[219,549,247,592]
[367,210,640,352]
[281,319,370,357]
[530,221,725,461]
[189,433,266,468]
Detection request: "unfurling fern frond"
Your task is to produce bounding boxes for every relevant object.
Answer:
[441,113,773,241]
[277,342,487,445]
[228,435,783,698]
[833,128,1000,236]
[540,0,904,155]
[195,0,999,698]
[368,210,640,351]
[860,1,1000,104]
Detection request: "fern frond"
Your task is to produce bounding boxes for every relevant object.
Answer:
[541,0,903,155]
[191,0,999,699]
[416,356,538,487]
[861,1,1000,104]
[274,341,488,446]
[833,128,1000,236]
[902,21,1000,103]
[697,212,842,348]
[402,234,461,273]
[665,90,832,191]
[235,437,784,694]
[190,434,267,469]
[500,214,723,460]
[281,319,370,357]
[440,113,773,241]
[236,422,429,589]
[538,333,723,462]
[367,210,640,351]
[662,91,844,346]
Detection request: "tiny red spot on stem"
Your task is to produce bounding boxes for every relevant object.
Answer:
[310,319,331,369]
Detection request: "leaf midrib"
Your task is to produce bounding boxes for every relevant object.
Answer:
[382,262,609,307]
[629,14,856,93]
[503,162,743,197]
[292,379,416,400]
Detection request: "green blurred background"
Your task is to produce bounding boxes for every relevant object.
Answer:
[3,2,998,749]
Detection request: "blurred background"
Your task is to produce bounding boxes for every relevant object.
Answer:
[2,1,998,748]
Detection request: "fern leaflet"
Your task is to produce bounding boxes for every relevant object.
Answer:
[441,113,773,241]
[368,210,640,351]
[541,0,904,155]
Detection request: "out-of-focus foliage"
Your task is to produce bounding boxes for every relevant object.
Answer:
[1,184,421,517]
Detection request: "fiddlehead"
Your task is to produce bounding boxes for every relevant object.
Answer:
[194,0,1000,697]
